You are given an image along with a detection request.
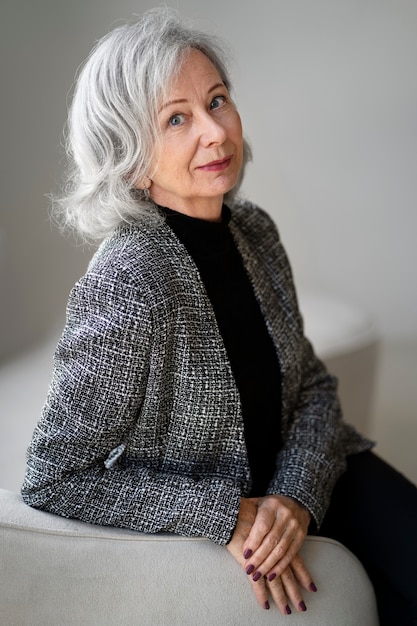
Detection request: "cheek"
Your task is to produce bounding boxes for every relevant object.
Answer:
[228,111,243,146]
[149,144,176,181]
[230,114,243,162]
[155,136,195,177]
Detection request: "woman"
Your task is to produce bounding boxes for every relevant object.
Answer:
[22,8,417,623]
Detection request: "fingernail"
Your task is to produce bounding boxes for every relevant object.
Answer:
[267,572,276,582]
[246,564,255,575]
[252,571,262,582]
[264,601,270,610]
[309,582,318,592]
[243,549,253,559]
[285,605,292,615]
[299,601,307,612]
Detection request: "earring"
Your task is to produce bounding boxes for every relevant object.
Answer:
[143,176,152,198]
[138,176,151,199]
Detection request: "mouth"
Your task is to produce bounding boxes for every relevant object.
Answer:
[197,155,233,172]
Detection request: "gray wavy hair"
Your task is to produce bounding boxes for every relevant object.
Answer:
[54,7,251,242]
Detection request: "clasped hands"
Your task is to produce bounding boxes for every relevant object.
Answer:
[226,494,317,614]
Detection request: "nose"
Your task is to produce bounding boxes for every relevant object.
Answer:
[198,111,227,147]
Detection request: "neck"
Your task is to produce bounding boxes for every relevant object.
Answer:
[150,193,223,222]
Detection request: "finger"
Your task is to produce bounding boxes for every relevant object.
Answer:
[289,553,318,592]
[242,506,276,558]
[266,575,293,615]
[268,554,317,595]
[279,565,308,613]
[248,574,271,611]
[246,522,306,581]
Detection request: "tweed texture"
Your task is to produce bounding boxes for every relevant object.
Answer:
[22,202,372,544]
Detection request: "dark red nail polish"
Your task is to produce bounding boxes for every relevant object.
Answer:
[252,571,262,582]
[285,605,292,615]
[264,601,270,610]
[243,549,253,559]
[246,564,255,575]
[267,572,277,582]
[299,601,307,612]
[309,582,318,592]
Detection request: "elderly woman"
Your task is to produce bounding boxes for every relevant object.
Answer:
[22,8,417,624]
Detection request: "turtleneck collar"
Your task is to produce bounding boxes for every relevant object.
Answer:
[159,204,232,260]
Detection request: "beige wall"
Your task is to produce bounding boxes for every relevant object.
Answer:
[1,0,416,360]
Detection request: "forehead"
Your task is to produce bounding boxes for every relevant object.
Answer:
[168,49,223,93]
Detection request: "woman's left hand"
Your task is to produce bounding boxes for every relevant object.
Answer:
[242,494,312,582]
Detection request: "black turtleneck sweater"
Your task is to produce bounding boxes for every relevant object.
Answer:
[162,205,282,496]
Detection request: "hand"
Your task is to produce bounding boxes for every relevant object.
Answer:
[227,496,317,614]
[243,494,311,581]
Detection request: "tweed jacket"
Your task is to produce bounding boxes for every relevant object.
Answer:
[22,201,372,545]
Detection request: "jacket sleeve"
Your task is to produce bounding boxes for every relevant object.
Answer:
[267,337,357,529]
[264,237,373,529]
[21,268,240,545]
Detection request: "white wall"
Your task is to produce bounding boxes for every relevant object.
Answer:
[1,0,416,358]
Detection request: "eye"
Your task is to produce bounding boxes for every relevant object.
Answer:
[168,113,185,127]
[210,95,227,110]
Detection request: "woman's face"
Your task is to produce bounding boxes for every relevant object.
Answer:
[146,49,243,220]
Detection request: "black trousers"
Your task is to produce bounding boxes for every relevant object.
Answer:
[319,451,417,625]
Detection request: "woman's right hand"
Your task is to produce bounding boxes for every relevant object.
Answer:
[226,497,316,614]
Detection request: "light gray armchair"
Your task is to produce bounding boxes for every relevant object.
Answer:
[1,488,378,625]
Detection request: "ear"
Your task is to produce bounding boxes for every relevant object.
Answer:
[137,176,152,191]
[130,171,152,190]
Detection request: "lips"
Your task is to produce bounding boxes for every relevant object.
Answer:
[197,155,233,172]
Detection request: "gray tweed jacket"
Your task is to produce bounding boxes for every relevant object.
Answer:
[22,201,372,545]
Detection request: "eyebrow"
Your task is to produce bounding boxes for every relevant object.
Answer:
[158,82,226,112]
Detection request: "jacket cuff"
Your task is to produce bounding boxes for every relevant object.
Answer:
[196,480,241,545]
[266,448,347,530]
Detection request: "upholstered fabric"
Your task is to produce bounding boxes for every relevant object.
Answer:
[0,489,378,626]
[22,202,372,544]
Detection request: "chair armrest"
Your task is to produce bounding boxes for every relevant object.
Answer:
[0,489,378,625]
